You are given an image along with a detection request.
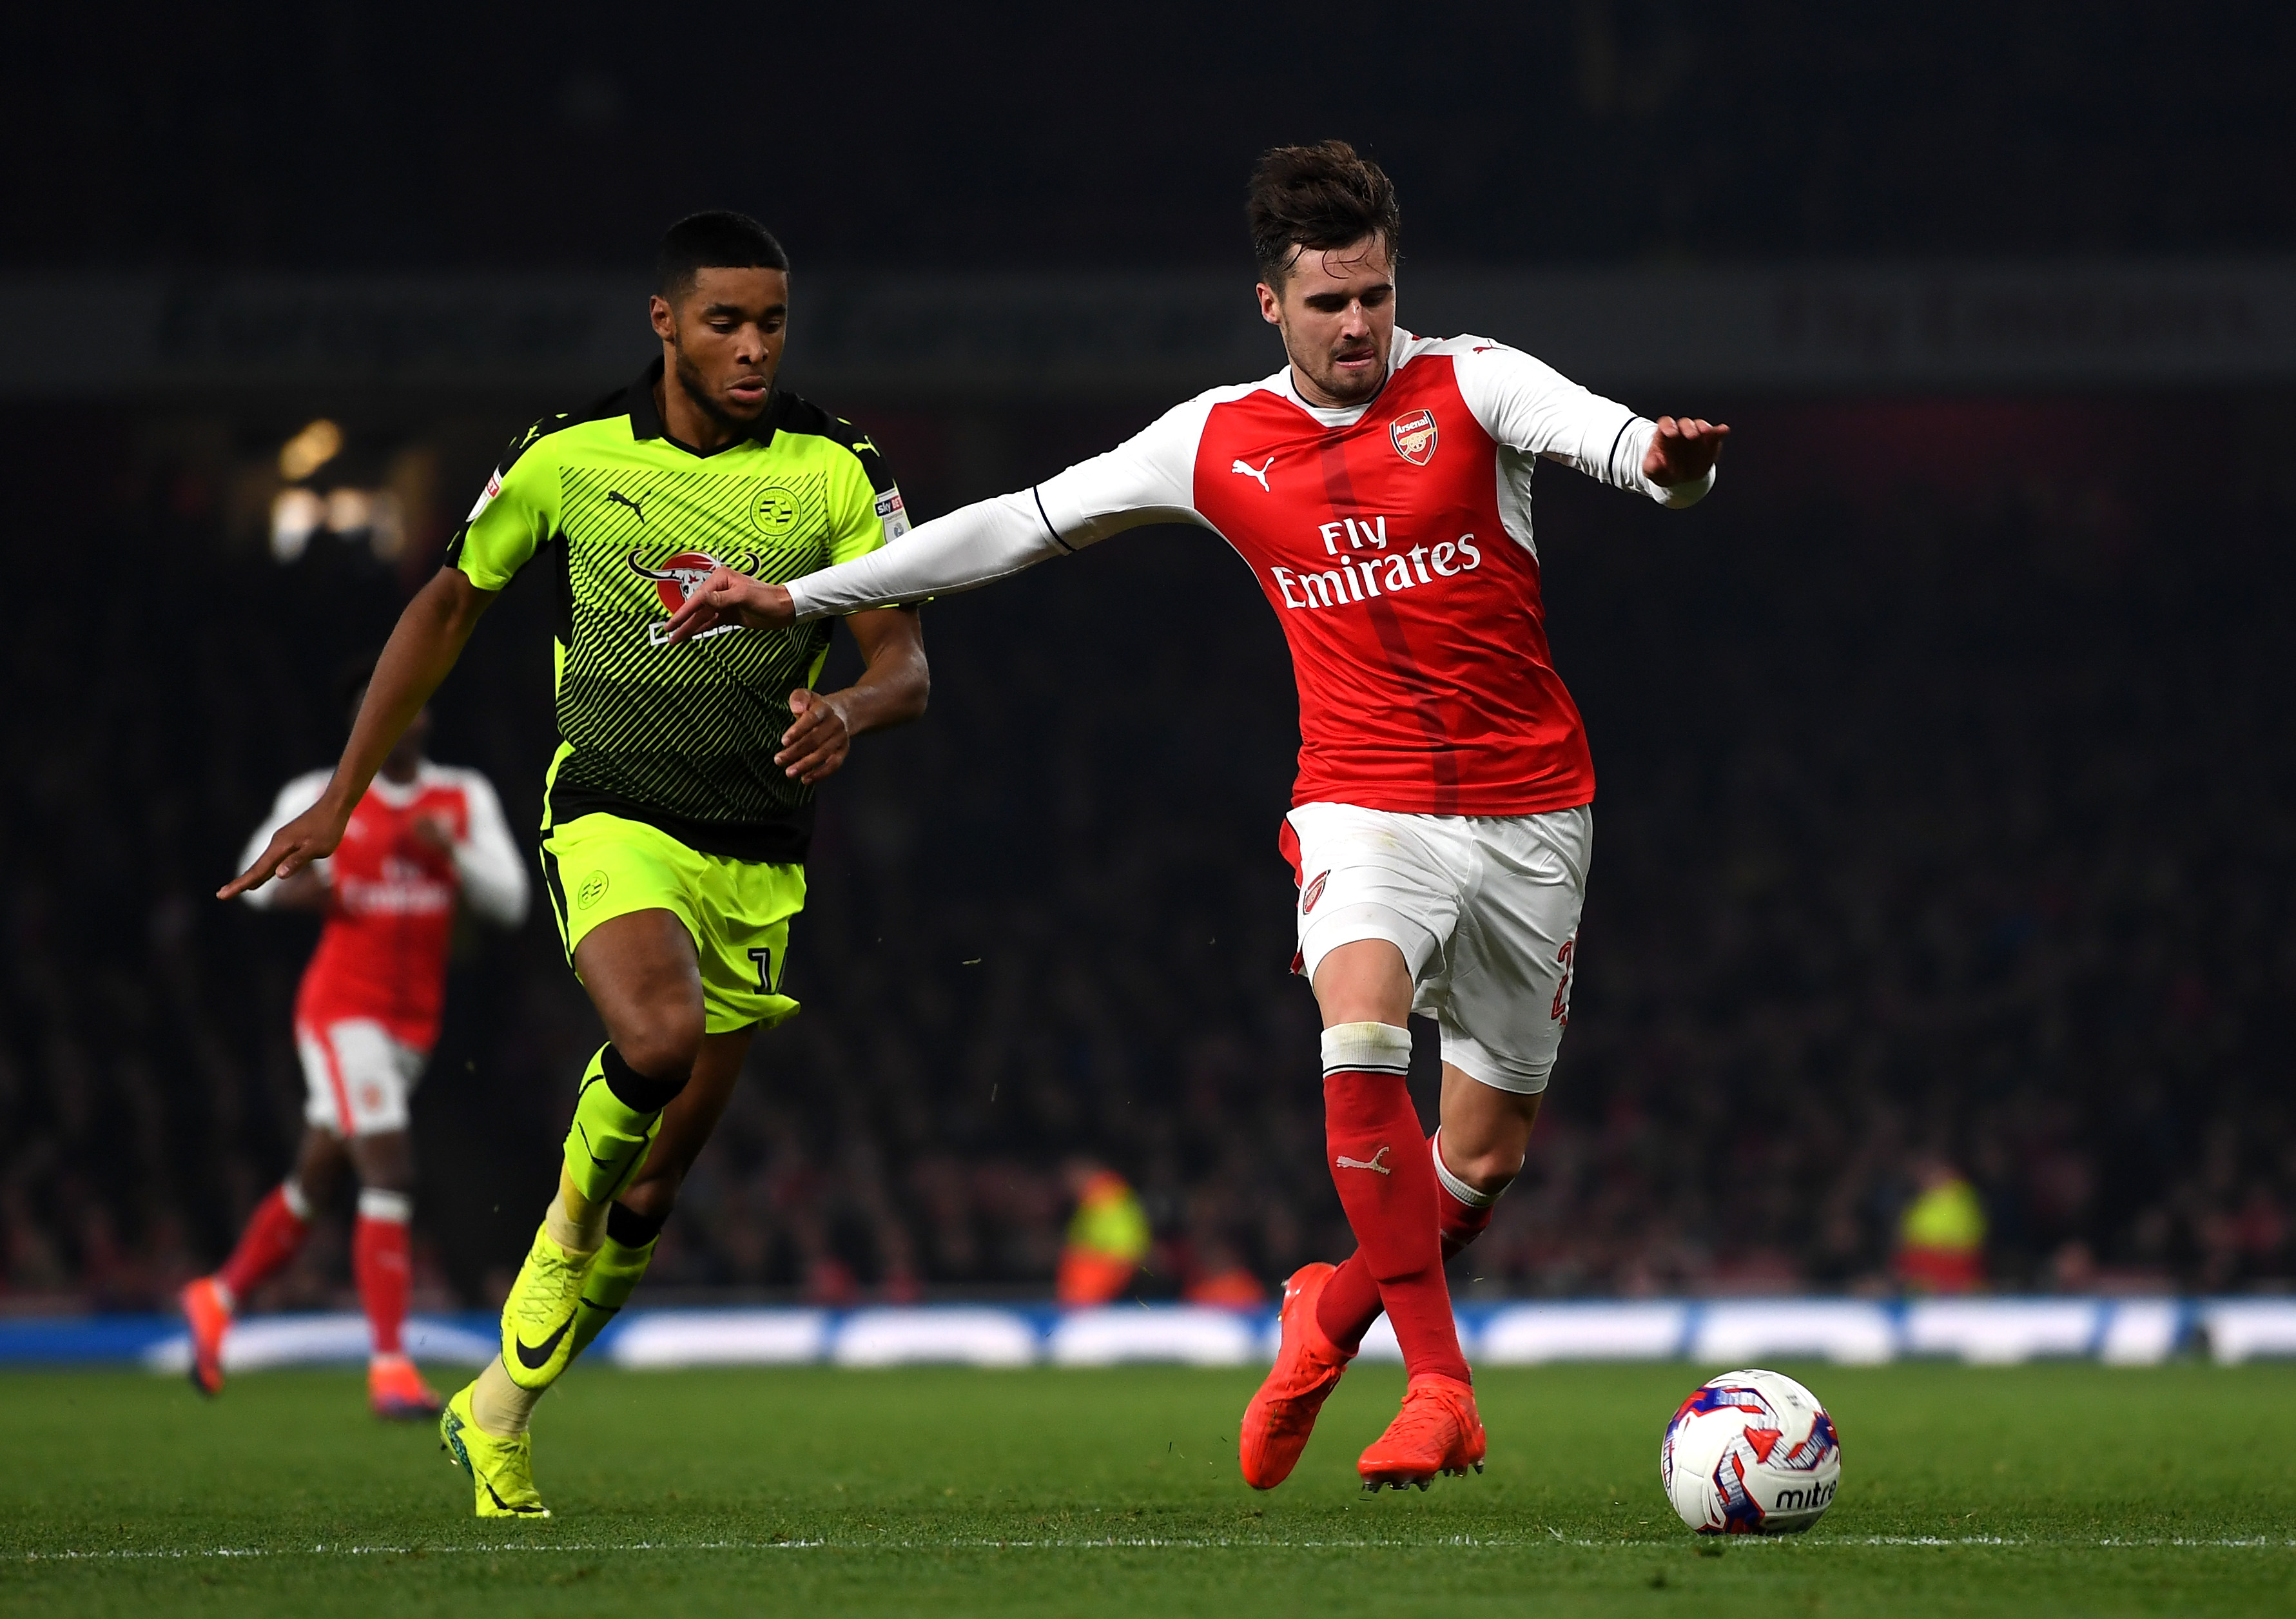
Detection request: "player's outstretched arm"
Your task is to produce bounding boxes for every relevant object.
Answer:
[1642,416,1731,489]
[665,488,1087,644]
[219,567,498,898]
[666,568,797,639]
[773,606,928,785]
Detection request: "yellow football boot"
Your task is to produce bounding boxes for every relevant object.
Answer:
[439,1382,549,1519]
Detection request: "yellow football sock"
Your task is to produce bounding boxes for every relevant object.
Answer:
[569,1232,659,1361]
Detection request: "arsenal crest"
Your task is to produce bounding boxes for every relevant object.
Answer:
[1390,408,1438,466]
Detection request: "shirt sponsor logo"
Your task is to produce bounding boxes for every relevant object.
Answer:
[1268,522,1484,611]
[335,874,455,916]
[1390,408,1438,466]
[625,548,760,645]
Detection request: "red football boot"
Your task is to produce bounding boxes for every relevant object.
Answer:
[368,1353,443,1420]
[1239,1263,1356,1489]
[1357,1372,1487,1491]
[179,1277,232,1398]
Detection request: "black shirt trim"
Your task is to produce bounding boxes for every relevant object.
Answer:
[548,782,817,866]
[1032,487,1074,554]
[623,356,781,456]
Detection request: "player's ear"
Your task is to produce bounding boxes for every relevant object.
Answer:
[648,293,677,343]
[1256,282,1283,325]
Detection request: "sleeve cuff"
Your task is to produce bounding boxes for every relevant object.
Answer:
[1653,463,1717,509]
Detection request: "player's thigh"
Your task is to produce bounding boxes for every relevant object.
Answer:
[631,1028,756,1193]
[1435,806,1591,1096]
[1288,802,1464,999]
[572,908,707,1062]
[547,814,712,1060]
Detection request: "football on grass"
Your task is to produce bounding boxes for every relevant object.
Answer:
[1661,1368,1842,1534]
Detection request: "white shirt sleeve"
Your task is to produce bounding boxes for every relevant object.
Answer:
[445,771,530,929]
[784,394,1216,623]
[1452,339,1715,509]
[237,772,333,909]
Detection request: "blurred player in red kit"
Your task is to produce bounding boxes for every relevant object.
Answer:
[668,142,1727,1489]
[180,685,529,1417]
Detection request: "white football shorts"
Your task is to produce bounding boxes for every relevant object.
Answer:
[296,1018,428,1138]
[1288,800,1591,1095]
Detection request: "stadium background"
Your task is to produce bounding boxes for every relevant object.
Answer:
[0,1,2291,1321]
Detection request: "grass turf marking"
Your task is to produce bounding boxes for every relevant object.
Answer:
[20,1535,2296,1561]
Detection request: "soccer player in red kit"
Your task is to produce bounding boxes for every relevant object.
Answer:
[181,693,529,1417]
[666,142,1728,1489]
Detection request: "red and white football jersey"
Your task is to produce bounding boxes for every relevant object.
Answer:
[240,764,529,1050]
[784,328,1713,817]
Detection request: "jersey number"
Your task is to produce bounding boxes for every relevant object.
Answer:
[1550,936,1577,1025]
[748,945,779,994]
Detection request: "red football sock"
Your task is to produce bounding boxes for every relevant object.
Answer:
[1321,1056,1469,1384]
[353,1193,413,1357]
[217,1183,311,1303]
[1318,1134,1498,1351]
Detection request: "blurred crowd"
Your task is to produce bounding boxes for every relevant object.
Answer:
[0,393,2290,1314]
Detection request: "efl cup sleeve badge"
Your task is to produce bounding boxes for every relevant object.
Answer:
[1390,408,1439,466]
[463,470,503,523]
[874,486,910,543]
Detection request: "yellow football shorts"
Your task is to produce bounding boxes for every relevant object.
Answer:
[541,812,804,1035]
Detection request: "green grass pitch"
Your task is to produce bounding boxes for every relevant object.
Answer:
[5,1361,2293,1616]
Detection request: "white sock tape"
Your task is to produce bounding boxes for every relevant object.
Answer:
[1431,1130,1497,1208]
[1320,1022,1413,1077]
[357,1187,413,1223]
[279,1178,312,1221]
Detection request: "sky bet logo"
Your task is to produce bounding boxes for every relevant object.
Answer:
[1267,513,1484,610]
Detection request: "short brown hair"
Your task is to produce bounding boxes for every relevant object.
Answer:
[1246,140,1401,288]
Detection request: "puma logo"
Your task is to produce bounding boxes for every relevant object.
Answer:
[1231,456,1273,491]
[607,489,646,521]
[1335,1146,1392,1175]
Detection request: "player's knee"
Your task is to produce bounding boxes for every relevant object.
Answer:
[355,1160,416,1196]
[349,1130,416,1193]
[615,1179,679,1226]
[1455,1149,1525,1197]
[1436,1127,1529,1197]
[608,1023,701,1095]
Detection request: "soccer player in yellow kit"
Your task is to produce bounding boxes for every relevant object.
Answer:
[224,211,928,1517]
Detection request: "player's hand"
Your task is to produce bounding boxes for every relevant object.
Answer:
[663,567,795,643]
[1642,416,1731,487]
[219,800,349,899]
[775,688,857,783]
[409,810,458,853]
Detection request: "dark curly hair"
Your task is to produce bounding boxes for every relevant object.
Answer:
[1246,140,1401,289]
[655,209,789,304]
